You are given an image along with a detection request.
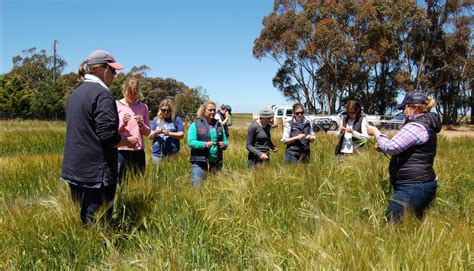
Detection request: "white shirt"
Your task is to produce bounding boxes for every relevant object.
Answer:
[339,117,371,153]
[84,74,109,91]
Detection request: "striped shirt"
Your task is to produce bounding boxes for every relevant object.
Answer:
[376,114,429,156]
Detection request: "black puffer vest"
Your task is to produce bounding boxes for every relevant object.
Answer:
[389,112,441,184]
[286,118,311,154]
[190,117,224,163]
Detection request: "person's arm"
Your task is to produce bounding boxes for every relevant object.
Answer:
[115,136,138,148]
[219,127,228,150]
[148,118,159,139]
[280,122,291,144]
[267,125,278,152]
[96,93,123,147]
[337,117,346,138]
[139,104,151,136]
[246,123,263,157]
[352,117,371,140]
[370,123,428,156]
[166,116,184,139]
[116,102,128,133]
[187,122,206,149]
[221,112,230,126]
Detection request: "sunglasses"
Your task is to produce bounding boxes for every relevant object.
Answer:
[160,108,171,112]
[295,111,304,116]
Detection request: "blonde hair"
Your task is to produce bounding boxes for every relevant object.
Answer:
[76,61,106,85]
[196,101,216,118]
[157,99,176,122]
[121,77,143,102]
[409,97,436,113]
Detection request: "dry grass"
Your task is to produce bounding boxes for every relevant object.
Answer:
[0,120,472,269]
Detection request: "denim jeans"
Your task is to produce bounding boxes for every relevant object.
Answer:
[190,161,222,187]
[285,151,310,164]
[151,155,163,175]
[69,183,117,225]
[118,150,146,181]
[386,180,438,222]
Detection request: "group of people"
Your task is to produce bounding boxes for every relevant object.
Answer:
[61,49,441,225]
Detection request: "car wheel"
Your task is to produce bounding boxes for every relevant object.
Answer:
[329,121,338,131]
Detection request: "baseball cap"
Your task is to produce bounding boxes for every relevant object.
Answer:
[395,91,428,110]
[259,106,274,118]
[224,105,232,114]
[86,50,124,70]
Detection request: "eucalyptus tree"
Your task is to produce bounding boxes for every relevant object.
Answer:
[254,0,426,115]
[406,0,472,124]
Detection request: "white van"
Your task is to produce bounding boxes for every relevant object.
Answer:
[252,105,293,125]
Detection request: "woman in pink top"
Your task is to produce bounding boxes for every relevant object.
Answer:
[116,77,151,180]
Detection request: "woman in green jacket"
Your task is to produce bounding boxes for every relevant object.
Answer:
[187,101,228,186]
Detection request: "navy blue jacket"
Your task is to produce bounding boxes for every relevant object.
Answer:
[61,82,122,184]
[389,112,441,184]
[190,117,224,163]
[286,118,312,154]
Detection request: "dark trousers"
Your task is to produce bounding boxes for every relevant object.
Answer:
[247,157,269,169]
[118,150,146,181]
[69,183,117,224]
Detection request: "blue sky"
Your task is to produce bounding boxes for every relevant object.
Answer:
[1,0,289,113]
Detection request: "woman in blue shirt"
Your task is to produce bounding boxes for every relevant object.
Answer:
[149,99,184,168]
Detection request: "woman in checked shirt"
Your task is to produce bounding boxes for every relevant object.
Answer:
[366,91,441,223]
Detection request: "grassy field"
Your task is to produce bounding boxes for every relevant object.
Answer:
[0,120,472,269]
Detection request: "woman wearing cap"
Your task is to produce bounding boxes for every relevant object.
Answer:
[281,103,315,164]
[61,50,137,224]
[366,91,441,222]
[187,101,228,187]
[149,99,184,167]
[116,77,151,180]
[246,106,279,168]
[335,100,371,161]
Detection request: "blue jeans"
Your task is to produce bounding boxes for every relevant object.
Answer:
[118,150,146,181]
[69,183,117,225]
[285,151,310,164]
[190,161,222,187]
[151,155,163,175]
[386,180,438,222]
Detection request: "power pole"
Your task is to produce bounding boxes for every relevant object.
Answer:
[53,40,57,83]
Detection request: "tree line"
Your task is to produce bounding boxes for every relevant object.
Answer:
[0,48,208,120]
[253,0,472,124]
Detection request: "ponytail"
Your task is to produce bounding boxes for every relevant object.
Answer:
[413,97,437,113]
[425,97,436,112]
[76,61,87,85]
[76,62,104,86]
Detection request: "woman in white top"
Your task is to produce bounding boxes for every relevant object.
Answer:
[335,100,371,161]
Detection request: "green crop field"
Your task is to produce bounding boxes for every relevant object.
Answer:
[0,120,472,269]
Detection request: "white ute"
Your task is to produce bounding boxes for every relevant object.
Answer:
[253,105,383,132]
